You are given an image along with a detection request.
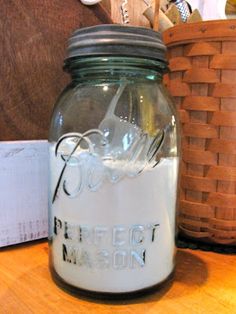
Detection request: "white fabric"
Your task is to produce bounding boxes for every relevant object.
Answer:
[187,0,227,20]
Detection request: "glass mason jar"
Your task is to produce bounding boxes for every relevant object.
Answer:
[49,25,180,298]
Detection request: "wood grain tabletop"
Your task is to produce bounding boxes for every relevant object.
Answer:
[0,240,235,314]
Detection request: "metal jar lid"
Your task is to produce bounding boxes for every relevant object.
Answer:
[65,24,167,63]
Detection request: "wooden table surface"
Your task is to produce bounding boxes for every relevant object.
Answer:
[0,240,235,314]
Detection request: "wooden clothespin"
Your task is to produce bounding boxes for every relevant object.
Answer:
[165,4,182,25]
[143,7,173,31]
[187,9,202,23]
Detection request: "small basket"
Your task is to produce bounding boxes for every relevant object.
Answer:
[164,20,236,245]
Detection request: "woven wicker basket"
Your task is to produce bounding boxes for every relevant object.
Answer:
[163,20,236,245]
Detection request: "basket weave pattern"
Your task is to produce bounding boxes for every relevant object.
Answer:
[164,20,236,245]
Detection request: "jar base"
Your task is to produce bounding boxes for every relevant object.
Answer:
[49,265,174,301]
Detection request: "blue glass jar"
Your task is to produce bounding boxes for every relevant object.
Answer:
[49,25,180,298]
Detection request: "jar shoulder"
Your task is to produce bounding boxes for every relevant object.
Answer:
[49,80,177,143]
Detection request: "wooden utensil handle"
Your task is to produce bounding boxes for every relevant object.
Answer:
[153,0,160,31]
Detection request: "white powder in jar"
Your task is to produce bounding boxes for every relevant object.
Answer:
[49,143,178,293]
